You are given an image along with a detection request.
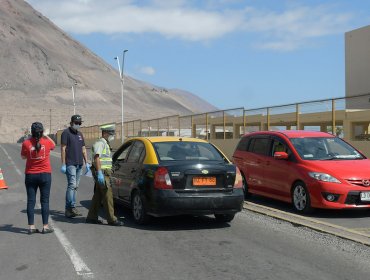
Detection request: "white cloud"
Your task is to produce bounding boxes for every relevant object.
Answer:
[139,66,156,76]
[242,6,352,50]
[26,0,354,50]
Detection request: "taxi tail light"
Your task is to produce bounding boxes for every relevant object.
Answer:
[233,167,243,189]
[154,167,173,189]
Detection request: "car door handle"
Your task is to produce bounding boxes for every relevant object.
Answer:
[113,163,121,171]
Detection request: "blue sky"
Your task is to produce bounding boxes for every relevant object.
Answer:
[26,0,370,110]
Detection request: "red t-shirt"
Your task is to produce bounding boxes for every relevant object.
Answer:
[21,137,55,174]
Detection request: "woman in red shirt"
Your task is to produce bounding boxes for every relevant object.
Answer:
[21,122,55,234]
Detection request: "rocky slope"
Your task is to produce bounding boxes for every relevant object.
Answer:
[0,0,217,142]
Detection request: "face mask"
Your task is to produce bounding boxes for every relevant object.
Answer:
[108,135,115,142]
[72,124,80,131]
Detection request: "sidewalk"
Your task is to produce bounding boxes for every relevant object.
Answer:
[244,201,370,246]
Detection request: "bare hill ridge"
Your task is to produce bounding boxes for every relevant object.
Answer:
[0,0,217,142]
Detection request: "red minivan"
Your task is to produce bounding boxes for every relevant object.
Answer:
[232,130,370,213]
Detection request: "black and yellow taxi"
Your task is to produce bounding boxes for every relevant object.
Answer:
[111,137,244,224]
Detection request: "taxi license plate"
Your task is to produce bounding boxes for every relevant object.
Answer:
[360,192,370,201]
[193,177,216,186]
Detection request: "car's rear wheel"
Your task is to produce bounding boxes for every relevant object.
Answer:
[292,181,313,214]
[214,213,235,223]
[131,190,150,224]
[241,174,251,199]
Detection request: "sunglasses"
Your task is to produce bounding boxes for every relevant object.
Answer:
[73,121,82,125]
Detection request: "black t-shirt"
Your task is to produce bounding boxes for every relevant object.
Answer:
[61,127,85,165]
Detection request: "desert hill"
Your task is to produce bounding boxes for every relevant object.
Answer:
[0,0,217,142]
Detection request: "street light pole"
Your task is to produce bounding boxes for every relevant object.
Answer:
[114,49,128,143]
[71,81,77,115]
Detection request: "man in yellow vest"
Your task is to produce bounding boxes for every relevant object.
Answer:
[85,124,123,226]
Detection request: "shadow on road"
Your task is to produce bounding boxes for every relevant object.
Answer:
[19,208,87,224]
[49,209,86,224]
[0,224,29,235]
[79,199,231,231]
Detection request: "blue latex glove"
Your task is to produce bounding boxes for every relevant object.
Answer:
[60,164,67,174]
[85,163,91,175]
[97,170,105,185]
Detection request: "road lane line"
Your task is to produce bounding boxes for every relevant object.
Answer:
[0,144,22,176]
[49,218,94,278]
[1,144,94,279]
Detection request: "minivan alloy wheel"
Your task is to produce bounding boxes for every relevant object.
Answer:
[293,185,306,210]
[292,182,312,213]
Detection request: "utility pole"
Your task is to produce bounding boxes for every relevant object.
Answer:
[114,49,128,143]
[49,108,52,135]
[71,81,77,115]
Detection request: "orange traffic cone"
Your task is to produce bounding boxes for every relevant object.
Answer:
[0,168,8,190]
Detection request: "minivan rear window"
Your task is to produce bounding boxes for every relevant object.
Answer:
[248,138,270,155]
[236,137,250,151]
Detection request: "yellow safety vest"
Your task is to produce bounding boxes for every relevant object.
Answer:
[93,138,112,170]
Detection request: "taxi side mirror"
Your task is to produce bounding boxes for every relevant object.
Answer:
[274,151,288,160]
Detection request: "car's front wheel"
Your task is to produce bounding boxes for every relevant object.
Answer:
[292,181,313,214]
[131,191,150,224]
[214,213,235,223]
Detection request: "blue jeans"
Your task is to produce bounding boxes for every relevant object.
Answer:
[25,173,52,225]
[65,165,83,209]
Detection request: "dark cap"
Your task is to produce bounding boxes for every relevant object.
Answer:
[71,115,83,122]
[31,122,44,133]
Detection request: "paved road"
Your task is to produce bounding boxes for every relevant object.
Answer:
[1,143,370,280]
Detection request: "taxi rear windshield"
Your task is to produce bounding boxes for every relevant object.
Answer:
[153,141,224,161]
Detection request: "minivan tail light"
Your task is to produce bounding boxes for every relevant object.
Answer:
[233,167,243,189]
[154,167,173,189]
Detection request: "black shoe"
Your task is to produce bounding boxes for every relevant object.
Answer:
[65,208,76,218]
[108,220,124,226]
[42,227,54,234]
[72,208,83,217]
[85,218,103,224]
[28,228,39,235]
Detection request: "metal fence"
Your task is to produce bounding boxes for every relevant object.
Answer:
[57,93,370,143]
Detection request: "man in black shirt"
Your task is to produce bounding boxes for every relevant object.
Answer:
[61,115,89,218]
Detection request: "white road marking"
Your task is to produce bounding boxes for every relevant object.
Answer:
[0,144,22,176]
[49,218,94,278]
[0,144,94,279]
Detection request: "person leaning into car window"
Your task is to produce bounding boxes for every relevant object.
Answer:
[21,122,55,234]
[85,124,124,226]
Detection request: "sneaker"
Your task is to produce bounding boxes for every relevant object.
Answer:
[85,218,103,224]
[108,220,124,227]
[71,208,83,217]
[28,228,39,235]
[65,208,76,218]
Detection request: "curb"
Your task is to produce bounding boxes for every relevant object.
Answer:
[243,201,370,246]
